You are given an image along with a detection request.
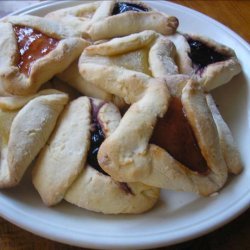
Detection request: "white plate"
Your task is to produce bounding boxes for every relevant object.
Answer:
[1,1,250,249]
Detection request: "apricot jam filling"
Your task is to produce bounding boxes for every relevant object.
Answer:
[150,97,209,174]
[13,25,59,76]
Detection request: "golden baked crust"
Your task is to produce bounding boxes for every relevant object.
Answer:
[57,60,126,109]
[0,89,68,188]
[79,30,179,80]
[65,164,160,214]
[0,15,90,95]
[167,32,242,91]
[32,97,160,213]
[206,94,243,174]
[46,0,178,41]
[32,97,92,206]
[45,2,101,38]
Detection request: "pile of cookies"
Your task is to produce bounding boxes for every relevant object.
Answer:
[0,1,243,214]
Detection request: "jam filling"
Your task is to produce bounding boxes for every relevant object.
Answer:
[87,100,134,195]
[187,37,228,71]
[13,25,59,76]
[150,97,209,174]
[87,100,107,175]
[112,2,149,15]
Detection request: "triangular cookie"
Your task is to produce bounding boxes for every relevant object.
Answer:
[0,15,90,95]
[79,58,242,195]
[167,32,241,91]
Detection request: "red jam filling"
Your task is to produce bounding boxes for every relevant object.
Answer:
[150,97,209,174]
[13,25,59,76]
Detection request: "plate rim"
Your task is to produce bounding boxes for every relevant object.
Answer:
[0,1,250,249]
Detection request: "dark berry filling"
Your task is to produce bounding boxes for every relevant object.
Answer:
[187,37,229,71]
[150,97,209,175]
[87,100,108,176]
[112,2,148,15]
[87,100,134,195]
[87,122,107,175]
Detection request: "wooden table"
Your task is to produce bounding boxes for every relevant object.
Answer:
[0,1,249,249]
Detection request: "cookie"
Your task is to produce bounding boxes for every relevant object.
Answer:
[0,15,89,95]
[79,58,241,195]
[167,32,241,91]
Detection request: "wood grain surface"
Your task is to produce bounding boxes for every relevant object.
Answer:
[170,0,250,43]
[0,1,249,249]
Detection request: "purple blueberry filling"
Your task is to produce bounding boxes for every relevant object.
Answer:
[87,99,134,195]
[187,37,229,71]
[112,2,148,15]
[87,100,107,176]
